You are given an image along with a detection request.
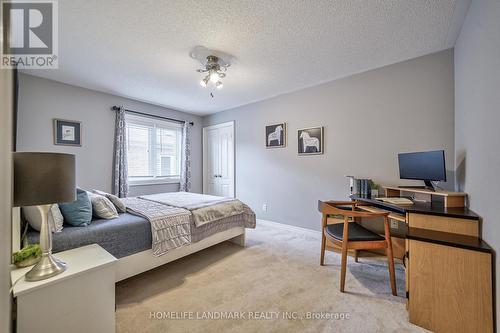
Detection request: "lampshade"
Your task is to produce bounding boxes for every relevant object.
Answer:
[13,152,76,207]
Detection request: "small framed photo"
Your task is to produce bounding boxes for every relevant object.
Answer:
[53,119,82,146]
[265,123,286,148]
[298,126,324,155]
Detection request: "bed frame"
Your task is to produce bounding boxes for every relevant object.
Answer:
[115,227,245,282]
[12,211,246,282]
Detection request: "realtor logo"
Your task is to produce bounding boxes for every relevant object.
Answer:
[1,0,58,69]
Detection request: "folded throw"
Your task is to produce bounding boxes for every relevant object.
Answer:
[139,192,245,227]
[122,197,191,256]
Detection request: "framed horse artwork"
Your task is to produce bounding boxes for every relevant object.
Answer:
[298,126,324,155]
[265,123,287,148]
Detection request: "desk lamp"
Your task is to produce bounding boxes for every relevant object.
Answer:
[13,152,75,281]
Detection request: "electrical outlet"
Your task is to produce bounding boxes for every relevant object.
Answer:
[390,220,398,229]
[262,204,268,212]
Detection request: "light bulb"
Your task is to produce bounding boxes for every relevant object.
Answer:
[200,76,209,87]
[216,81,223,89]
[209,71,219,83]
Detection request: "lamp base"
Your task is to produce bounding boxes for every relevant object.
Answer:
[25,253,66,282]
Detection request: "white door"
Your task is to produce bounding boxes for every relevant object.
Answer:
[203,121,235,197]
[206,128,219,196]
[218,125,234,197]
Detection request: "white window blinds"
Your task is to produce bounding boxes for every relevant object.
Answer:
[125,114,182,184]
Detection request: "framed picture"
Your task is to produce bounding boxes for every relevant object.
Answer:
[298,126,324,155]
[53,119,82,146]
[265,123,286,148]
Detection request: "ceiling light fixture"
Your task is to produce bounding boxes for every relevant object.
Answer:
[197,55,230,90]
[200,76,209,87]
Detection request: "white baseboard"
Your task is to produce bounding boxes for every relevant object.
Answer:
[256,219,321,236]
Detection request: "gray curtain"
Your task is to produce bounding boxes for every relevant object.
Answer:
[179,122,192,192]
[112,107,129,197]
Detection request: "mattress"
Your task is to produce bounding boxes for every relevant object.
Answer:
[26,210,255,259]
[26,213,152,259]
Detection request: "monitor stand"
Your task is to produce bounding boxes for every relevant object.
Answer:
[399,181,436,191]
[424,180,436,191]
[398,185,426,189]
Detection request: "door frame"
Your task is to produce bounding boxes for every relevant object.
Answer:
[202,121,235,196]
[0,54,14,332]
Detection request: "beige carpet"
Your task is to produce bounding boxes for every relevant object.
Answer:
[116,221,428,333]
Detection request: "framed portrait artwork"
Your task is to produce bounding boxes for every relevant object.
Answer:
[297,126,324,155]
[265,123,286,148]
[53,119,82,146]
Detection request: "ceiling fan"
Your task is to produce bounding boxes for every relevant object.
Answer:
[196,55,230,89]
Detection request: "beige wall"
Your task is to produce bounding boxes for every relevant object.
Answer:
[0,67,13,332]
[204,50,455,230]
[454,0,500,325]
[17,74,203,195]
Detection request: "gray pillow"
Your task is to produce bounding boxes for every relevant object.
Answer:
[92,189,126,213]
[48,204,64,232]
[87,192,119,219]
[59,188,92,226]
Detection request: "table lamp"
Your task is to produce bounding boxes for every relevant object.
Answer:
[13,152,76,281]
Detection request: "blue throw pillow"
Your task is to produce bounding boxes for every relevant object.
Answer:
[59,188,92,226]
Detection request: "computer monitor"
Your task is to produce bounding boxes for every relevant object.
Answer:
[398,150,446,190]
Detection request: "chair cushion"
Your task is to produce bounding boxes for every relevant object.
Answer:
[325,223,384,242]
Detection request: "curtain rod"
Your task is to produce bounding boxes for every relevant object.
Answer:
[111,106,194,126]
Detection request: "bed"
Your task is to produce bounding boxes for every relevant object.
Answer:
[22,192,256,281]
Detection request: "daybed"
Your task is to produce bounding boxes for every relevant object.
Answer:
[20,192,256,281]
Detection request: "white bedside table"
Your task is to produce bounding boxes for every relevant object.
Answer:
[11,244,117,333]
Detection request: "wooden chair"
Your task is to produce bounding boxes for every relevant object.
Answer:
[318,200,397,296]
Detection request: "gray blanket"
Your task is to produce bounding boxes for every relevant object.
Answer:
[140,192,245,227]
[121,197,191,256]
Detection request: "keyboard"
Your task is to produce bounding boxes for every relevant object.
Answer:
[374,197,414,205]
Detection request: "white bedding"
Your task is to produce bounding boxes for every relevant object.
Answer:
[139,192,245,227]
[140,192,234,210]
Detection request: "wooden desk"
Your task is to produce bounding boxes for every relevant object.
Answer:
[356,204,406,222]
[348,193,493,333]
[351,193,480,237]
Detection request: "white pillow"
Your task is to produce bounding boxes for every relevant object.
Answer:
[22,204,64,233]
[87,191,119,219]
[92,189,126,213]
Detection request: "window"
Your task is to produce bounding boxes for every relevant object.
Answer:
[125,114,182,185]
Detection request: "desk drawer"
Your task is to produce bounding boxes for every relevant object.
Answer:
[408,213,478,237]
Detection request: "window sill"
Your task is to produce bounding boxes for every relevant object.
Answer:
[129,179,180,187]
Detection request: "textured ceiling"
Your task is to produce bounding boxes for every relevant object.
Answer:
[23,0,470,115]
